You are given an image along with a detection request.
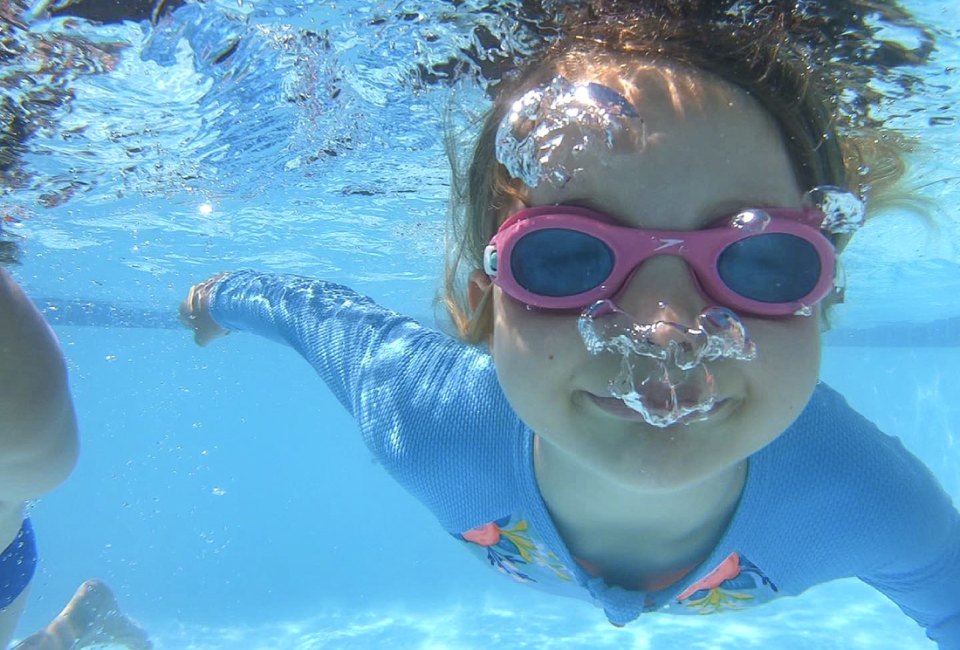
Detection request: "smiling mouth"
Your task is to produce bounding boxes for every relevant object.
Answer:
[583,392,731,426]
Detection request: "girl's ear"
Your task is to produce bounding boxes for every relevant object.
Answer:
[468,269,492,312]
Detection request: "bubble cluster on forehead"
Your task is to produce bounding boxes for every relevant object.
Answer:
[551,53,746,111]
[499,53,740,129]
[497,54,789,213]
[484,38,846,214]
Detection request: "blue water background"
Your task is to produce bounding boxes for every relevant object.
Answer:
[3,0,959,647]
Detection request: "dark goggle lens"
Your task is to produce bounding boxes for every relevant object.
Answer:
[717,233,821,303]
[512,228,614,297]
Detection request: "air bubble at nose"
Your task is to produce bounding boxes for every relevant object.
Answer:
[617,363,718,428]
[583,299,618,318]
[697,307,756,361]
[578,300,757,427]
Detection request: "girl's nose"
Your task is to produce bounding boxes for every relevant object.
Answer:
[610,254,707,326]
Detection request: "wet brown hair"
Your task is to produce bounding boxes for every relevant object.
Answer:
[443,5,918,343]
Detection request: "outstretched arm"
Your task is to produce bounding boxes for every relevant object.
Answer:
[180,270,460,419]
[866,495,960,648]
[0,269,78,502]
[180,270,521,533]
[856,434,960,649]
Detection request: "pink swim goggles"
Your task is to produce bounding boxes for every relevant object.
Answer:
[483,205,837,317]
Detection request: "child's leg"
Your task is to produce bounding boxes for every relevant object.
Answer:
[11,580,151,650]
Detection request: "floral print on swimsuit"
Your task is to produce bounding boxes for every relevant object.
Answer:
[673,552,779,614]
[458,518,780,615]
[456,516,574,583]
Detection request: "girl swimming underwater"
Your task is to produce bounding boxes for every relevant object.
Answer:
[183,1,960,644]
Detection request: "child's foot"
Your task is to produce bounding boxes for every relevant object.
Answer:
[62,579,152,649]
[13,579,152,650]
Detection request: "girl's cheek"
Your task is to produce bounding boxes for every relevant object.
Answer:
[494,292,586,362]
[747,316,822,383]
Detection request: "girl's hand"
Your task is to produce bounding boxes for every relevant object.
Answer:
[180,272,230,346]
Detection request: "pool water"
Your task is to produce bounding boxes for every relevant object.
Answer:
[3,1,959,648]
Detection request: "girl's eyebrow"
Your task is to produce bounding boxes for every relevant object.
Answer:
[702,199,783,220]
[562,198,748,225]
[559,197,612,213]
[554,198,794,230]
[556,198,634,226]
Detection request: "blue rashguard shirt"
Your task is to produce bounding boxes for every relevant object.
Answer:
[210,270,960,647]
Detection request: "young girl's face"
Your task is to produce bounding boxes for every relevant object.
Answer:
[486,59,822,491]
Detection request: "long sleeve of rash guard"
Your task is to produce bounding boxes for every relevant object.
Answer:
[206,270,521,532]
[208,270,471,417]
